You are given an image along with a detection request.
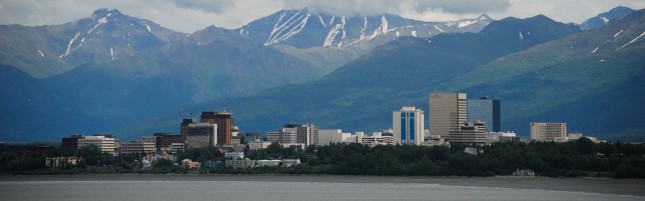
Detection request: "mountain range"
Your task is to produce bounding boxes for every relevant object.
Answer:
[0,6,642,141]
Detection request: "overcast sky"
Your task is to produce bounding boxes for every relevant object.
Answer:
[1,0,644,33]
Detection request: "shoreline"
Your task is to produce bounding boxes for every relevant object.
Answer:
[1,174,644,196]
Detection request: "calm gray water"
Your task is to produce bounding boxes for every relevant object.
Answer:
[1,176,643,201]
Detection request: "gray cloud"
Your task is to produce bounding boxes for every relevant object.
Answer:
[168,0,235,13]
[0,0,644,33]
[284,0,510,16]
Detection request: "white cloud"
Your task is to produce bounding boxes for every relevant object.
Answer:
[0,0,644,33]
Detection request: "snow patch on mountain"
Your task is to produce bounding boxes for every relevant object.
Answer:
[434,25,444,32]
[381,16,389,34]
[37,49,44,57]
[457,20,477,28]
[519,32,524,40]
[88,17,108,34]
[617,30,645,50]
[265,11,311,46]
[145,24,152,33]
[60,32,80,58]
[324,24,342,47]
[613,30,624,38]
[600,17,609,23]
[318,15,326,28]
[110,48,114,60]
[411,30,417,37]
[359,17,367,40]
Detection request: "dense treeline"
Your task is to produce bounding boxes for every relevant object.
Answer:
[242,138,645,178]
[1,138,644,178]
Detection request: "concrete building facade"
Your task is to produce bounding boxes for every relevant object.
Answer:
[120,140,155,155]
[201,111,234,145]
[77,135,116,153]
[448,121,486,144]
[530,122,567,142]
[429,93,467,137]
[393,106,425,145]
[185,123,217,149]
[318,129,343,145]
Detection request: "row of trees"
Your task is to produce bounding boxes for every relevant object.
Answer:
[240,138,645,178]
[2,137,644,178]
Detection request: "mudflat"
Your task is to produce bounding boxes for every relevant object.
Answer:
[1,175,643,196]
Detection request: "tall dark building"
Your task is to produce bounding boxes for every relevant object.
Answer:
[200,111,234,145]
[153,133,183,149]
[467,97,501,132]
[62,134,85,149]
[180,119,196,142]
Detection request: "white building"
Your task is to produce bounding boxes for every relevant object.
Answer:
[485,131,519,144]
[247,141,271,150]
[530,122,567,142]
[360,132,394,147]
[77,135,116,153]
[282,159,301,167]
[225,152,245,159]
[170,143,184,153]
[267,128,297,144]
[226,158,256,169]
[120,140,155,155]
[268,124,319,146]
[318,129,344,145]
[567,133,606,143]
[393,106,425,145]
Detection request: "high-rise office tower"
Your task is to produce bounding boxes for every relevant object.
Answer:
[429,93,467,137]
[530,122,567,142]
[201,111,234,145]
[180,118,196,142]
[185,123,217,149]
[393,106,425,145]
[282,123,319,146]
[467,96,501,132]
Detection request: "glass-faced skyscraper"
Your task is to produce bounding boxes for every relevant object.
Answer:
[393,106,425,145]
[467,97,501,132]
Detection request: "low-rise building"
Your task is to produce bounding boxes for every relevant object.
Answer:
[226,158,256,169]
[120,140,155,155]
[153,133,183,150]
[485,131,519,144]
[182,159,201,169]
[170,143,184,153]
[257,160,281,167]
[77,135,116,153]
[225,152,245,159]
[45,157,82,168]
[359,132,394,147]
[282,159,301,167]
[204,160,221,168]
[530,122,567,142]
[512,169,535,176]
[448,121,486,144]
[247,141,271,150]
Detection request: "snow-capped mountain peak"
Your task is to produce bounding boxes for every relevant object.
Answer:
[236,8,493,49]
[580,6,634,30]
